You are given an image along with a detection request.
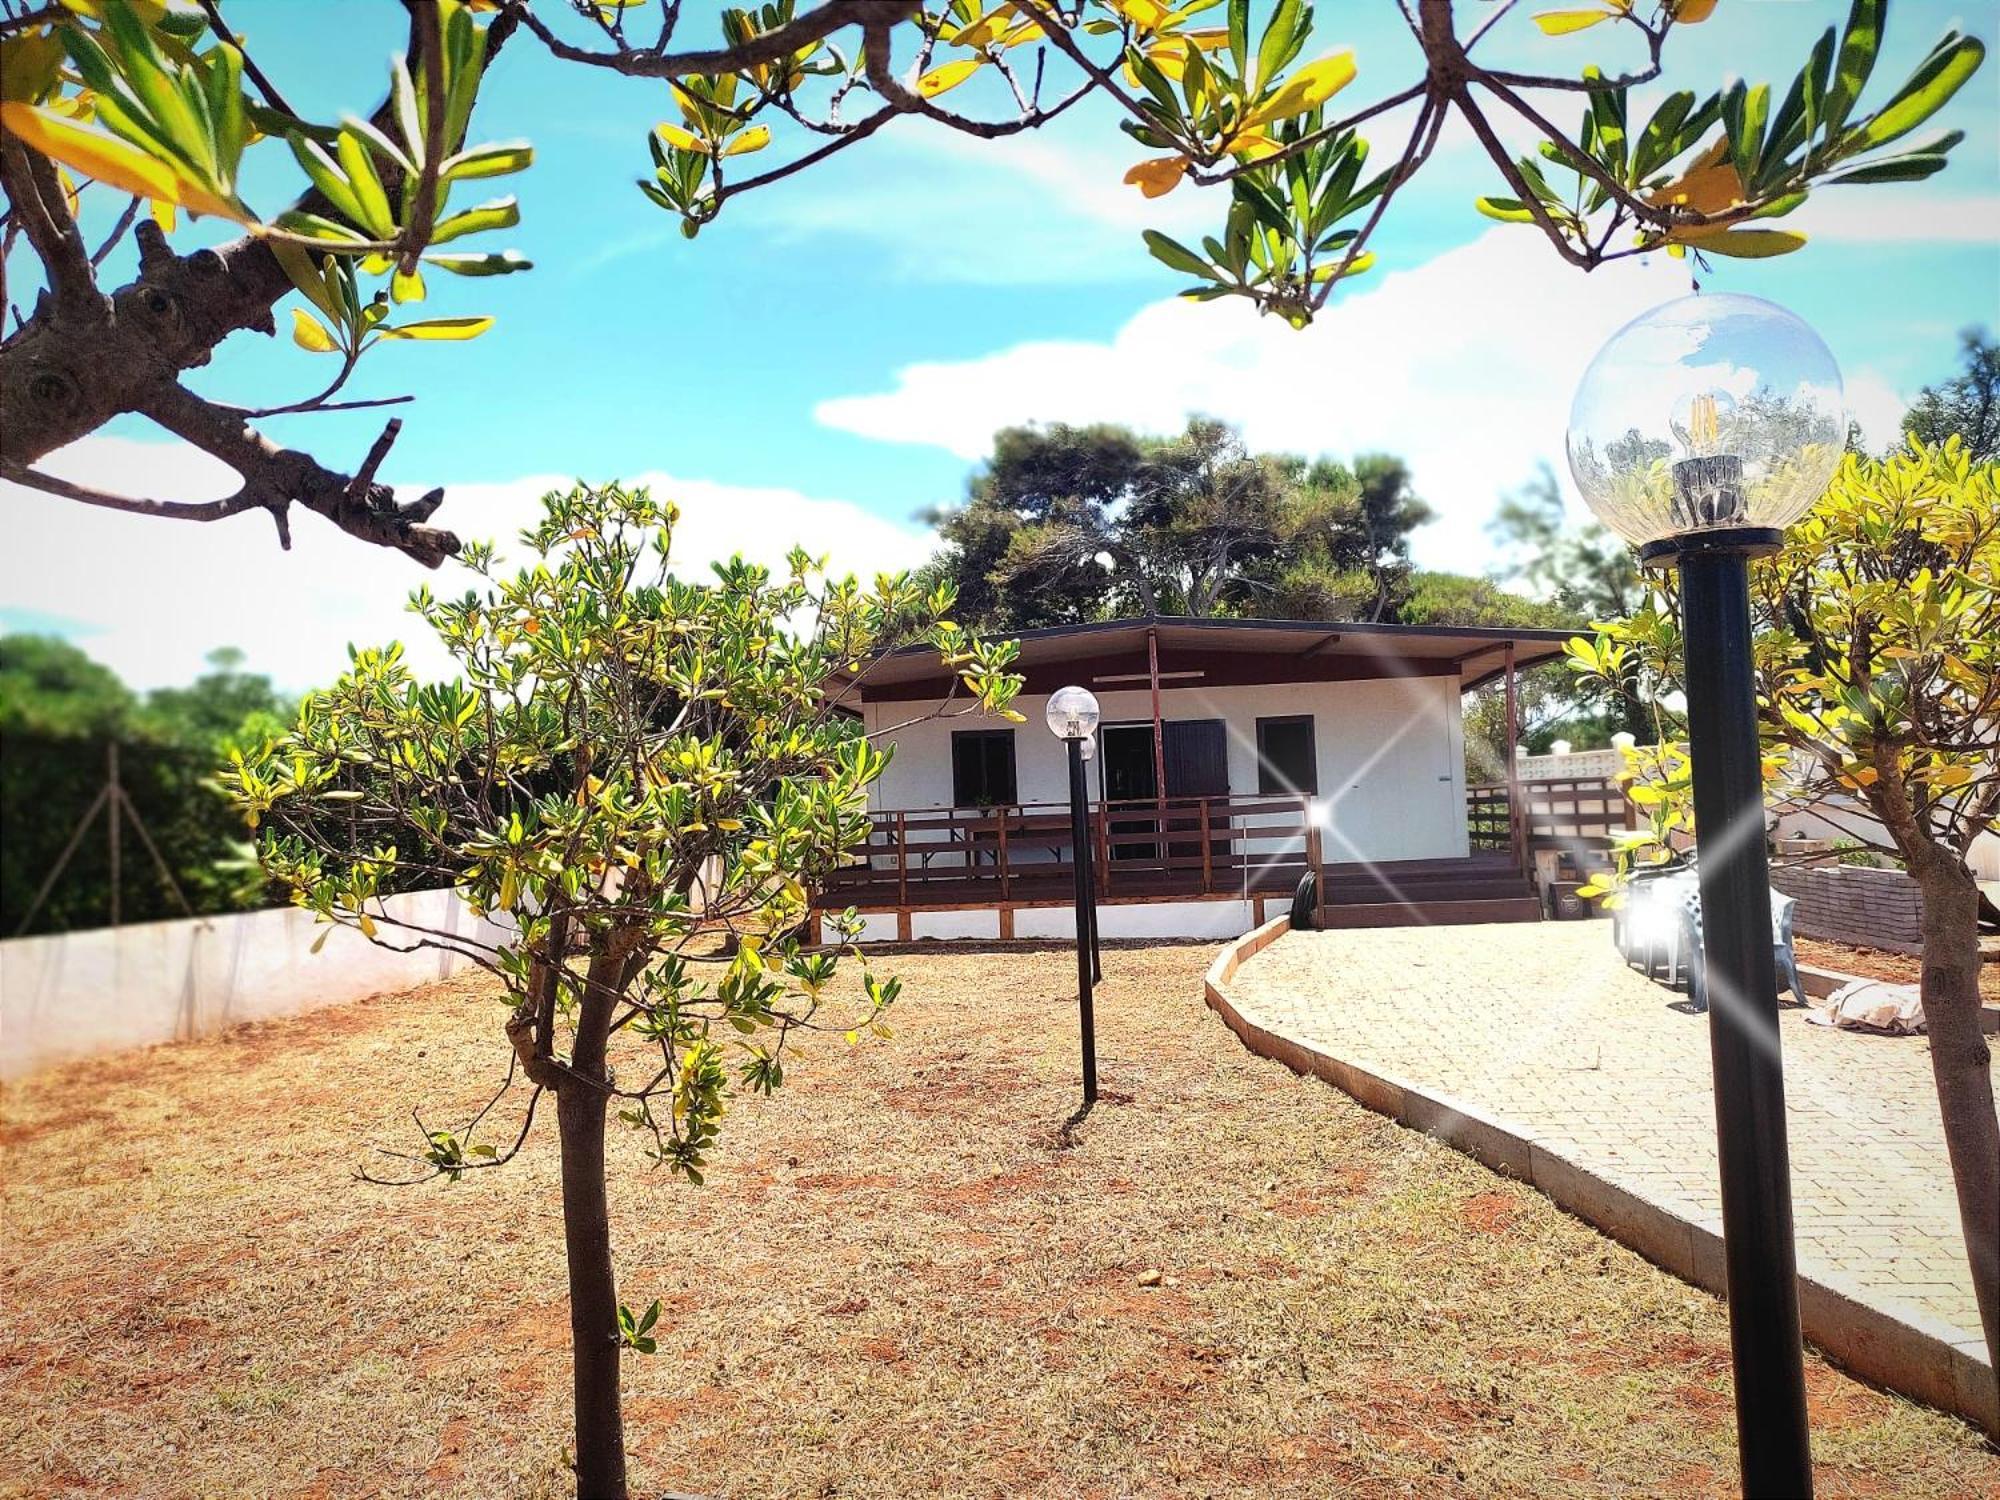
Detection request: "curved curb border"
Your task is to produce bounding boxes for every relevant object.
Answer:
[1203,917,1999,1438]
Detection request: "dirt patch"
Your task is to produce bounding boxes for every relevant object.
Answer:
[1797,935,2000,1001]
[2,946,1992,1499]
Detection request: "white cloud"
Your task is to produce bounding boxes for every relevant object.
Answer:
[1790,191,2000,245]
[815,227,1909,571]
[0,438,933,691]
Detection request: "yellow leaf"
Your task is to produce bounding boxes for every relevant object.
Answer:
[1928,764,1975,788]
[1244,51,1357,128]
[1679,227,1807,258]
[1123,154,1189,198]
[0,28,63,104]
[948,4,1017,48]
[1108,0,1172,32]
[150,197,176,232]
[291,307,340,353]
[378,316,496,341]
[0,100,179,204]
[357,911,378,938]
[1673,0,1719,22]
[721,125,771,156]
[1648,137,1741,217]
[917,59,982,97]
[1137,29,1229,81]
[655,121,709,155]
[1533,7,1620,34]
[1224,130,1284,162]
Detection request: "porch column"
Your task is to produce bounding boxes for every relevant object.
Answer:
[1504,641,1525,873]
[1146,622,1168,832]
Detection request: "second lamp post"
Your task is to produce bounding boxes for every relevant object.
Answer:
[1047,685,1101,1104]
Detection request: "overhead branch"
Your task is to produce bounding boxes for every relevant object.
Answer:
[504,0,919,78]
[139,381,456,565]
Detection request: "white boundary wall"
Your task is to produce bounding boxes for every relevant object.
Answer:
[0,889,509,1083]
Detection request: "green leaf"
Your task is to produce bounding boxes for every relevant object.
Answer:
[377,316,495,341]
[1141,229,1214,279]
[430,195,519,244]
[1824,153,1950,185]
[443,140,534,180]
[1850,36,1984,153]
[1475,195,1536,223]
[422,249,534,276]
[287,134,372,234]
[335,126,396,237]
[1822,0,1884,143]
[391,265,426,304]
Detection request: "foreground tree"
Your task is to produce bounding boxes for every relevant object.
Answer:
[1569,438,2000,1377]
[218,482,1022,1498]
[2,0,1984,558]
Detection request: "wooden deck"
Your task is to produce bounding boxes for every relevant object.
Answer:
[814,794,1555,929]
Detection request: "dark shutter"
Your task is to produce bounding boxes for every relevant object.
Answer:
[1162,719,1228,798]
[951,729,1017,807]
[1256,715,1317,795]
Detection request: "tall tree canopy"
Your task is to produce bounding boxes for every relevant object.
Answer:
[926,417,1437,627]
[1902,327,2000,462]
[1,0,1983,562]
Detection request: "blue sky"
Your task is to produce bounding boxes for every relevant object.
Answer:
[5,0,1997,687]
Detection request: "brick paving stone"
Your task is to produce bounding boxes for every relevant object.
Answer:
[1225,922,1988,1349]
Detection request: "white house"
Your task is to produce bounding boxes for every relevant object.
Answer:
[816,617,1580,943]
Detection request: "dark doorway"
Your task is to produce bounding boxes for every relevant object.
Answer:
[1100,719,1228,867]
[1101,724,1157,863]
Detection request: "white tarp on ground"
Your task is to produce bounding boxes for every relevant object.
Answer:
[1808,978,1927,1036]
[0,889,510,1082]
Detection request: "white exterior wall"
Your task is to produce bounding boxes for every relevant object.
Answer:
[862,674,1469,866]
[0,889,511,1082]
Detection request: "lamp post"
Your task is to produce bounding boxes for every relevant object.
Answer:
[1568,292,1846,1500]
[1047,685,1102,1104]
[1079,730,1102,983]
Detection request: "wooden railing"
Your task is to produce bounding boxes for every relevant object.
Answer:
[1465,783,1514,852]
[819,794,1317,908]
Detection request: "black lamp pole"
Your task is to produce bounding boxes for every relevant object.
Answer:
[1078,765,1102,984]
[1065,734,1098,1104]
[1647,520,1812,1499]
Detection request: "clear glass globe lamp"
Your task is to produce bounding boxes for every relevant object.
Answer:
[1566,293,1846,564]
[1045,686,1101,741]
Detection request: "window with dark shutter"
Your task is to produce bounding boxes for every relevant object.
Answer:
[951,729,1018,807]
[1255,715,1318,795]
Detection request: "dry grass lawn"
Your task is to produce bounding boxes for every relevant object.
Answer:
[2,940,1994,1499]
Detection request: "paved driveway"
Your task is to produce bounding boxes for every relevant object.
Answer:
[1224,922,1989,1393]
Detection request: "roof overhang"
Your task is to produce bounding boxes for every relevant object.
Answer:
[845,615,1574,702]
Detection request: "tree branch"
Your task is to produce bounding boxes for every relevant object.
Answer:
[139,381,457,565]
[504,0,919,79]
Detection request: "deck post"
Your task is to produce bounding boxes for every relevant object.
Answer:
[1198,798,1213,894]
[895,810,908,910]
[1504,641,1525,876]
[1146,623,1168,823]
[1305,799,1325,924]
[996,807,1010,902]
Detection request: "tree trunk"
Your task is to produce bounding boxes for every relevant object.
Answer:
[1911,851,2000,1389]
[557,1082,628,1500]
